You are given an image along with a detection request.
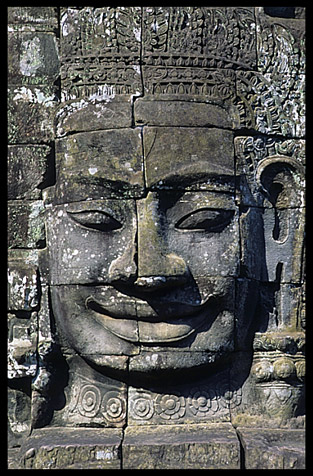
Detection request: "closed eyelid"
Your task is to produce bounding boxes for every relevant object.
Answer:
[66,210,122,231]
[175,208,234,232]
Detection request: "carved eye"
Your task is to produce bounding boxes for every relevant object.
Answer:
[175,209,234,232]
[67,210,122,232]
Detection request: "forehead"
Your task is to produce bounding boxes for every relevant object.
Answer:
[52,101,235,204]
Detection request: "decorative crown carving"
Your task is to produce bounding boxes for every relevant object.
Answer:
[60,7,256,101]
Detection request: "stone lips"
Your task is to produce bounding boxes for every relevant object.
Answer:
[50,279,234,358]
[86,292,216,344]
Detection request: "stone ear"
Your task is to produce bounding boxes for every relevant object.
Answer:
[256,156,305,283]
[257,156,304,209]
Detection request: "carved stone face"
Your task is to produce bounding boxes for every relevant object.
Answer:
[45,105,259,380]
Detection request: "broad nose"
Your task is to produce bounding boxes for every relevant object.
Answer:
[135,192,189,291]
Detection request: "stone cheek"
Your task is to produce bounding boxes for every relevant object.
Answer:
[45,200,137,285]
[166,193,239,278]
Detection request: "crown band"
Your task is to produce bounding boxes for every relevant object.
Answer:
[60,7,256,100]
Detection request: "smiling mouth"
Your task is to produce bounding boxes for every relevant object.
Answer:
[85,294,215,344]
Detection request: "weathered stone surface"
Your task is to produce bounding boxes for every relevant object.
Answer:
[136,191,239,280]
[252,353,305,386]
[129,351,219,375]
[7,250,42,381]
[55,97,133,137]
[123,423,240,469]
[253,331,305,355]
[48,276,236,362]
[50,285,139,357]
[127,367,242,426]
[8,31,59,85]
[256,7,305,76]
[237,427,305,469]
[235,136,305,208]
[236,71,305,137]
[142,7,256,70]
[240,205,305,283]
[8,145,52,199]
[259,284,305,335]
[8,448,23,469]
[45,184,240,366]
[234,279,260,350]
[8,383,32,446]
[142,67,237,101]
[59,7,142,101]
[236,140,305,286]
[8,7,58,31]
[8,85,59,144]
[53,129,144,202]
[20,427,123,469]
[134,97,237,128]
[8,252,39,310]
[263,207,305,283]
[8,312,38,379]
[36,285,54,351]
[7,6,306,470]
[8,200,45,248]
[229,349,305,428]
[50,355,127,428]
[143,127,235,190]
[8,248,40,265]
[45,199,137,285]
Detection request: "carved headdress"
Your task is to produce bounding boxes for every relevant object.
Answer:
[60,7,256,101]
[58,6,305,139]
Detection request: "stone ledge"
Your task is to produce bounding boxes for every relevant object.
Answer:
[237,427,305,469]
[122,423,240,469]
[9,424,306,469]
[19,427,123,469]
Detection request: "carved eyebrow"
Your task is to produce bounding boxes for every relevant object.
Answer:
[70,176,145,199]
[149,171,235,190]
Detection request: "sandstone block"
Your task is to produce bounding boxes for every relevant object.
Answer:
[8,31,59,85]
[123,423,240,469]
[237,427,305,469]
[143,127,235,190]
[8,200,45,249]
[8,145,52,199]
[8,85,58,144]
[21,427,123,469]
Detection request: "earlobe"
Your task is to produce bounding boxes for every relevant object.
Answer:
[256,155,305,283]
